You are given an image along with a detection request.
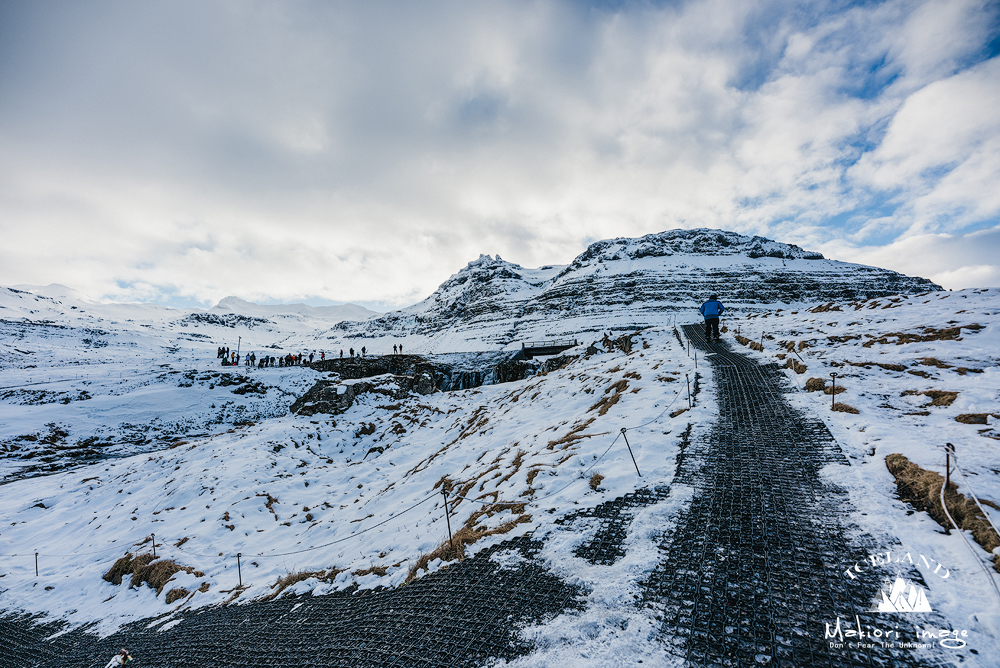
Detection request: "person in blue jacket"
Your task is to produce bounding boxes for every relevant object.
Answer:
[700,295,725,342]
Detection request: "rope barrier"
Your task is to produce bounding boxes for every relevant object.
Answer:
[950,456,1000,541]
[937,457,1000,605]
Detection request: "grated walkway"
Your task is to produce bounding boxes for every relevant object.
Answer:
[0,538,582,668]
[636,325,948,667]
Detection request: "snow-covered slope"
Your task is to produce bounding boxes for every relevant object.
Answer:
[0,287,371,480]
[328,229,940,352]
[0,326,701,639]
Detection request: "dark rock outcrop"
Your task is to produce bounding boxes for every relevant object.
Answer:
[289,374,435,417]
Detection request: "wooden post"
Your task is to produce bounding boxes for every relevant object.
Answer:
[945,443,955,490]
[442,488,454,553]
[830,372,837,410]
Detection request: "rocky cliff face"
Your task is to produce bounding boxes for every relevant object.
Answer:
[328,229,941,349]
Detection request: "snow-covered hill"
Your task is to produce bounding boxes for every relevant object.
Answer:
[4,231,998,664]
[327,229,940,352]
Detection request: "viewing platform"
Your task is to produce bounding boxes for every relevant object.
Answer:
[519,338,579,359]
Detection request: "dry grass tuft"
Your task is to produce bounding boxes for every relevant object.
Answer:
[923,391,959,407]
[885,454,1000,573]
[589,473,605,491]
[266,568,345,600]
[918,357,953,369]
[353,565,388,577]
[809,302,842,313]
[102,553,204,595]
[587,381,629,417]
[406,502,531,583]
[165,588,189,604]
[862,324,983,348]
[784,359,807,374]
[831,402,859,414]
[901,389,959,407]
[804,377,826,392]
[546,418,600,450]
[669,408,688,418]
[955,413,997,425]
[823,385,846,396]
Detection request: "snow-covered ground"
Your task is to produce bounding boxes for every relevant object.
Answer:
[2,282,999,665]
[0,286,703,643]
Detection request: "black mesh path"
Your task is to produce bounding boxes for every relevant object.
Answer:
[0,538,582,668]
[637,325,950,667]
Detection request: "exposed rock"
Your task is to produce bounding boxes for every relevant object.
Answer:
[289,373,437,417]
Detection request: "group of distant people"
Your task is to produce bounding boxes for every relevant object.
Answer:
[215,342,410,367]
[216,347,319,368]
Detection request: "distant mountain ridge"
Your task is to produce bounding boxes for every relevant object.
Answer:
[328,229,941,349]
[212,296,378,322]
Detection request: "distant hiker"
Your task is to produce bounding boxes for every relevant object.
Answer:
[104,649,133,667]
[393,344,397,355]
[700,295,725,342]
[350,347,354,358]
[309,352,314,363]
[340,349,344,358]
[398,343,403,354]
[361,346,366,357]
[320,351,325,361]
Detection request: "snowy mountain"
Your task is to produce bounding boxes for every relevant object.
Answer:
[211,296,378,322]
[328,229,941,351]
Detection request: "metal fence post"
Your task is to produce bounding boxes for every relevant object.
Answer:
[830,372,837,409]
[237,553,242,588]
[686,374,692,409]
[35,552,38,577]
[620,428,641,477]
[442,488,454,553]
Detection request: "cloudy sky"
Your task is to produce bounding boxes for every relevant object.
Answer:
[1,0,998,310]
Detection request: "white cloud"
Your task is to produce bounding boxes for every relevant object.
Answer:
[0,0,997,306]
[822,227,1000,290]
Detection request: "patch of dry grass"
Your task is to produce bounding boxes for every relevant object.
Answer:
[901,389,959,407]
[406,502,531,583]
[784,359,807,374]
[265,568,346,600]
[102,553,205,596]
[885,454,1000,573]
[862,324,983,348]
[955,413,998,425]
[165,588,189,604]
[589,473,605,491]
[546,417,602,450]
[804,377,826,392]
[831,402,859,414]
